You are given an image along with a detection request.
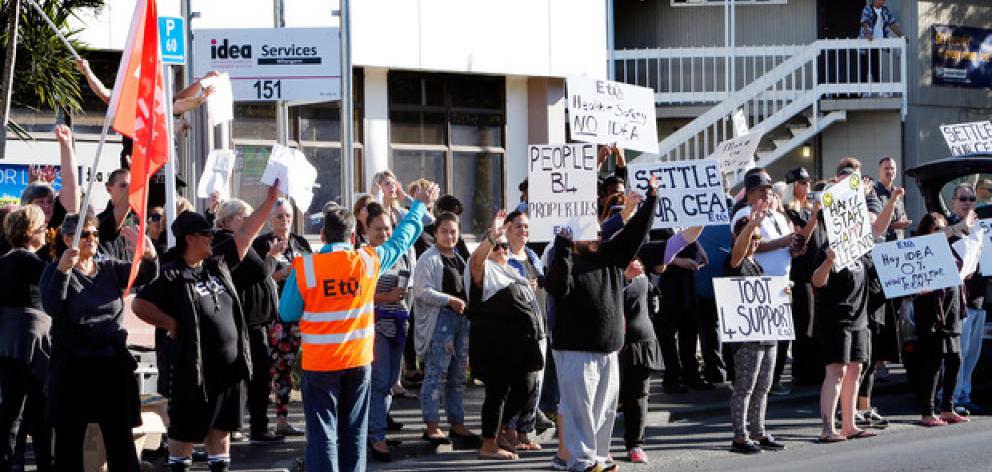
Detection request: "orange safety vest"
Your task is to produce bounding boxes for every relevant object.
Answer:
[293,246,380,372]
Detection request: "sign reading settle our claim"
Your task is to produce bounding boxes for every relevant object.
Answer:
[566,76,659,154]
[939,121,992,156]
[627,159,729,229]
[527,144,599,242]
[871,233,961,299]
[713,276,795,343]
[822,172,874,271]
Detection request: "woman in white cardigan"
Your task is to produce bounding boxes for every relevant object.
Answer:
[413,212,479,445]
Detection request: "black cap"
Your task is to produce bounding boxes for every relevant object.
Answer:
[785,167,810,184]
[744,173,773,194]
[518,178,528,192]
[171,211,215,240]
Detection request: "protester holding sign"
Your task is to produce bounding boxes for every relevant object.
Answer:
[547,178,657,472]
[912,213,970,427]
[723,207,786,454]
[783,168,823,386]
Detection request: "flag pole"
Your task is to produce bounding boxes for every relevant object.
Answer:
[22,0,81,61]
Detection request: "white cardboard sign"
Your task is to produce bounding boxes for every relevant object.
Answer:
[200,73,234,126]
[952,226,983,280]
[940,121,992,156]
[566,76,659,154]
[526,144,600,242]
[196,149,236,200]
[821,173,875,271]
[627,159,730,229]
[713,276,795,343]
[975,219,992,276]
[260,144,318,210]
[710,131,763,174]
[871,233,961,299]
[732,108,749,137]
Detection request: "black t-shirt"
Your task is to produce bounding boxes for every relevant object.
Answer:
[440,253,465,300]
[814,250,869,332]
[188,264,239,375]
[724,256,764,277]
[622,275,657,344]
[96,203,133,261]
[0,249,46,310]
[215,229,275,326]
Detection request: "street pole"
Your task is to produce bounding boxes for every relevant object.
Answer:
[163,64,177,248]
[0,0,21,159]
[340,0,354,208]
[274,0,289,147]
[606,0,614,81]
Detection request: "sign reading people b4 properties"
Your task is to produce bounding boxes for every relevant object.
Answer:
[566,76,659,154]
[933,24,992,89]
[527,144,599,242]
[192,28,340,101]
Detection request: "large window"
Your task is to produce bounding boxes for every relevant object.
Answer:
[388,72,505,235]
[232,69,364,235]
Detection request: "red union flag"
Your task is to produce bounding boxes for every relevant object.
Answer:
[107,0,169,289]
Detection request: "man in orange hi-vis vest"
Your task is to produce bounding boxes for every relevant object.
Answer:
[279,183,438,472]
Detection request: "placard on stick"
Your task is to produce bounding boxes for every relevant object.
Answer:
[870,233,961,299]
[940,121,992,156]
[710,131,763,174]
[821,172,874,271]
[566,76,659,154]
[527,144,599,242]
[627,159,730,229]
[713,276,795,343]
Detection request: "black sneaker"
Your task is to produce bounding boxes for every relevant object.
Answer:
[368,445,392,462]
[756,435,786,450]
[730,440,762,454]
[863,408,889,429]
[535,409,555,433]
[250,432,287,445]
[168,462,191,472]
[208,461,230,472]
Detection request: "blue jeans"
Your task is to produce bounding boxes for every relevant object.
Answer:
[420,308,469,425]
[954,307,986,404]
[368,320,407,443]
[301,366,371,472]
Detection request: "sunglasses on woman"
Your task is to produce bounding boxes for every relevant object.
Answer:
[958,196,977,202]
[493,242,509,251]
[73,230,98,239]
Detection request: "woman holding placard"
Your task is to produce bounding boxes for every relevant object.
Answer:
[913,213,969,427]
[724,206,786,454]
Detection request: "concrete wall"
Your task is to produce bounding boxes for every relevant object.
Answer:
[820,110,902,180]
[614,0,818,48]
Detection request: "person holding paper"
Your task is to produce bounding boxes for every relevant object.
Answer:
[547,178,657,472]
[724,205,786,454]
[944,184,988,416]
[913,212,969,427]
[783,168,823,387]
[20,125,80,261]
[277,183,434,472]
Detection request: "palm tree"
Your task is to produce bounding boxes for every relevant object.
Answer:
[0,0,104,138]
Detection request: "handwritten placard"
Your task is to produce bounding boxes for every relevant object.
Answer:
[975,219,992,276]
[822,172,874,271]
[566,76,659,154]
[628,159,730,229]
[713,276,795,343]
[527,144,599,242]
[870,233,961,299]
[940,121,992,156]
[711,131,763,174]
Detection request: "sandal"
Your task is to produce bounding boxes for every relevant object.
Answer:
[815,433,847,443]
[496,432,518,452]
[478,449,518,460]
[920,416,947,427]
[392,387,418,399]
[844,429,877,439]
[940,413,970,424]
[515,441,543,451]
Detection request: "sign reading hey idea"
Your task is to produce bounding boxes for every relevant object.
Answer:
[940,121,992,156]
[822,173,874,271]
[527,144,599,242]
[628,159,729,229]
[871,233,961,299]
[566,76,659,154]
[714,276,795,343]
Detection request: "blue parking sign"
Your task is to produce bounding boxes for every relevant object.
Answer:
[159,17,185,64]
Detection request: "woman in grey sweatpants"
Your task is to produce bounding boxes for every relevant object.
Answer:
[725,211,785,454]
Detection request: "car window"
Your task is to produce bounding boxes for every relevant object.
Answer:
[940,173,992,219]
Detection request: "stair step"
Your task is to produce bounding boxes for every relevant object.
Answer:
[773,139,792,148]
[786,123,810,135]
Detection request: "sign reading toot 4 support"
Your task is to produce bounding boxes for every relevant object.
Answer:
[627,159,729,229]
[713,276,794,343]
[822,173,874,271]
[871,234,961,299]
[566,76,659,154]
[192,28,340,101]
[527,144,600,242]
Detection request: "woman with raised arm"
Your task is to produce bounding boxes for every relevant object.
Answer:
[467,210,544,461]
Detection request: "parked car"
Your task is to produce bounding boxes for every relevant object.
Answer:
[903,153,992,385]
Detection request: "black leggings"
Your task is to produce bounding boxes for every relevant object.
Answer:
[246,324,273,436]
[917,337,962,417]
[0,359,53,471]
[480,371,537,439]
[619,364,652,449]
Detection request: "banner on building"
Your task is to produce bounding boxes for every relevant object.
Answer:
[710,131,764,174]
[566,76,659,154]
[939,121,992,156]
[932,24,992,89]
[192,27,341,101]
[822,172,874,271]
[0,164,69,205]
[628,159,730,229]
[527,143,599,242]
[870,233,961,299]
[713,276,795,343]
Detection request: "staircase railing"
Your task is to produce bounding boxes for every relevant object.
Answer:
[613,38,906,161]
